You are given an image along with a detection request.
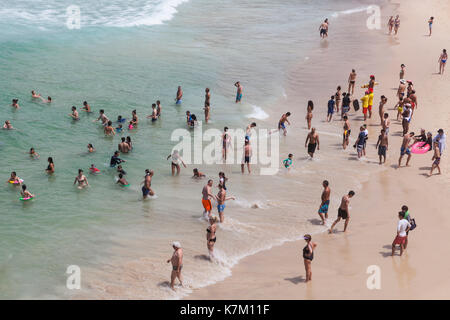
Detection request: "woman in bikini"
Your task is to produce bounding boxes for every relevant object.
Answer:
[167,150,186,176]
[438,49,447,74]
[46,157,55,174]
[388,16,394,34]
[334,86,341,113]
[222,127,231,161]
[303,234,317,282]
[394,15,400,35]
[74,169,89,189]
[206,216,218,258]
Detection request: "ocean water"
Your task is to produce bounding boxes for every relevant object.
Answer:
[0,0,389,299]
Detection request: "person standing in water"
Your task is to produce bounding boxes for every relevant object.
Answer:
[82,101,91,113]
[319,19,328,38]
[116,173,129,186]
[110,151,126,167]
[318,180,330,225]
[206,216,218,259]
[31,90,41,99]
[205,88,211,106]
[167,242,183,291]
[141,169,155,199]
[176,86,183,104]
[20,184,34,200]
[94,109,109,126]
[438,49,448,74]
[46,157,55,174]
[204,102,210,124]
[202,179,216,220]
[216,183,235,223]
[222,127,231,161]
[241,140,252,174]
[303,234,316,282]
[343,115,351,149]
[278,112,291,136]
[29,148,40,159]
[74,169,89,189]
[306,100,313,129]
[11,99,19,109]
[118,137,130,153]
[305,128,320,158]
[388,16,394,34]
[167,150,187,176]
[329,191,355,233]
[156,100,162,117]
[235,81,243,103]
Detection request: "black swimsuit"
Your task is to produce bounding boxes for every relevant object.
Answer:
[303,245,313,261]
[207,228,217,242]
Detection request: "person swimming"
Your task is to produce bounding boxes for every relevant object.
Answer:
[20,184,34,200]
[82,101,91,112]
[3,120,13,130]
[116,173,129,186]
[7,171,22,185]
[89,164,100,174]
[87,144,95,153]
[192,168,205,178]
[29,147,40,159]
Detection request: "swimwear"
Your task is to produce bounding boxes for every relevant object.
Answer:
[202,199,212,211]
[320,28,326,35]
[393,235,406,245]
[244,156,250,163]
[278,122,286,130]
[338,208,348,220]
[283,158,292,168]
[176,99,182,104]
[142,186,150,196]
[400,147,411,156]
[433,157,441,165]
[172,265,183,271]
[236,93,242,102]
[378,145,387,157]
[218,204,225,213]
[318,200,330,214]
[442,60,447,63]
[303,245,314,261]
[307,143,317,154]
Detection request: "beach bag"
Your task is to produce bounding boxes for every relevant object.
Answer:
[409,218,417,231]
[353,99,360,111]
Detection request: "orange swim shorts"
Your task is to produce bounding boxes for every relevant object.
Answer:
[362,107,368,114]
[202,199,212,211]
[368,105,372,111]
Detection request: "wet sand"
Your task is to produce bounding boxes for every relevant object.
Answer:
[188,0,450,299]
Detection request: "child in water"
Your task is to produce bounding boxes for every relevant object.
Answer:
[21,184,34,199]
[116,173,129,186]
[89,164,100,174]
[283,154,293,170]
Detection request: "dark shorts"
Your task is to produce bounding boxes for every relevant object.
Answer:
[338,208,348,220]
[172,265,183,271]
[308,143,317,154]
[320,29,326,35]
[244,156,250,163]
[318,200,330,214]
[433,157,441,165]
[378,145,387,156]
[400,147,411,156]
[142,186,150,196]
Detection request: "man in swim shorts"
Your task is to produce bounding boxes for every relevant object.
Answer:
[176,86,183,104]
[318,180,331,224]
[348,69,357,95]
[235,81,243,103]
[398,132,414,168]
[327,96,335,122]
[305,128,320,158]
[278,112,291,136]
[376,129,388,164]
[241,140,252,174]
[202,180,216,219]
[141,169,154,199]
[329,191,355,233]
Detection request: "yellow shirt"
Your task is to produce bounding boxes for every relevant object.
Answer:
[368,93,374,106]
[361,95,369,108]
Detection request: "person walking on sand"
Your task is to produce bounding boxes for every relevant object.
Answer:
[382,113,390,135]
[327,95,335,122]
[394,15,400,35]
[167,242,183,291]
[399,64,405,80]
[175,86,183,104]
[335,86,341,113]
[355,126,366,158]
[318,180,330,225]
[342,92,351,119]
[303,234,316,282]
[376,129,388,165]
[388,16,394,34]
[398,132,414,168]
[433,129,446,155]
[241,140,252,173]
[235,81,243,103]
[329,191,355,233]
[428,17,434,36]
[392,211,411,256]
[429,139,441,176]
[206,216,218,259]
[305,128,319,158]
[306,100,314,129]
[438,49,447,74]
[202,179,216,219]
[378,95,387,126]
[348,69,357,95]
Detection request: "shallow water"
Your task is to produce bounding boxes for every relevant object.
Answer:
[0,0,390,299]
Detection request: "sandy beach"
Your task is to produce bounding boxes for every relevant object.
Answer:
[188,0,450,300]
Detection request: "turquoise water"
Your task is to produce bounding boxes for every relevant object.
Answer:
[0,0,387,299]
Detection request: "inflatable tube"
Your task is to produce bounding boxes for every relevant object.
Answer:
[89,168,100,173]
[121,184,130,187]
[20,196,33,201]
[9,179,23,184]
[411,142,430,154]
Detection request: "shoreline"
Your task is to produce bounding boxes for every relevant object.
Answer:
[187,0,450,300]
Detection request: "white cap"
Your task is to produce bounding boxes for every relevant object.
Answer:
[172,241,181,248]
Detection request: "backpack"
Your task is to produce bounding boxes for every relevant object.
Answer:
[353,99,360,111]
